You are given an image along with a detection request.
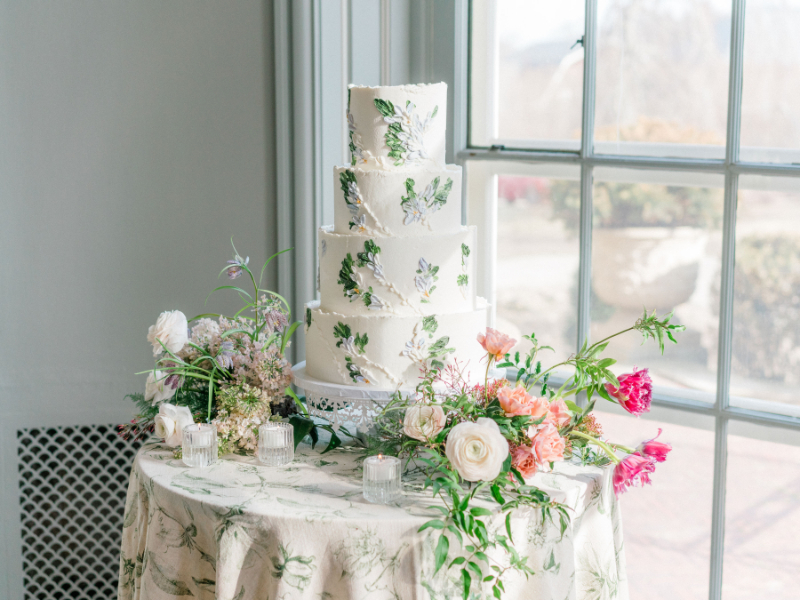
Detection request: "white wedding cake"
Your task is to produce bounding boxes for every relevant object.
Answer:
[304,83,489,389]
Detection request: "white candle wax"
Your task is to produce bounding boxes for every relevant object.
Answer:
[261,427,287,449]
[366,455,398,481]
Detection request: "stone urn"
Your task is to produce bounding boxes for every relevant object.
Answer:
[592,227,708,311]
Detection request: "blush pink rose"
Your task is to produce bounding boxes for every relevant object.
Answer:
[497,386,550,418]
[546,398,572,429]
[532,422,566,464]
[477,327,516,361]
[605,368,653,416]
[511,445,538,479]
[613,453,657,497]
[637,429,672,463]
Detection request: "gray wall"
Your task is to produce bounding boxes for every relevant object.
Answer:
[0,1,277,596]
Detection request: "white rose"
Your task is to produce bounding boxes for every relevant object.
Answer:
[144,370,177,405]
[403,404,446,442]
[445,417,509,482]
[154,403,195,447]
[147,310,189,356]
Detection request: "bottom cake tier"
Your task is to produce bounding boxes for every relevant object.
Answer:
[304,298,489,390]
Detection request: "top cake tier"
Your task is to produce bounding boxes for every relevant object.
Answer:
[348,83,447,168]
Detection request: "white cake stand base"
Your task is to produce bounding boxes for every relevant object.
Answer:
[292,361,506,433]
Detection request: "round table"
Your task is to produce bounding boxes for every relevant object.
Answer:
[118,441,628,600]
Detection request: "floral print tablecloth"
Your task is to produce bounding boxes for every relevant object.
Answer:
[118,442,627,600]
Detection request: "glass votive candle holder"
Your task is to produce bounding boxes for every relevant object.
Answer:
[182,423,218,468]
[362,454,402,504]
[258,422,294,466]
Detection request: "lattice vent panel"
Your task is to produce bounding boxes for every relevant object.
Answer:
[17,424,143,600]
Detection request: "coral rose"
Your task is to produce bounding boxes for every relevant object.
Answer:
[546,398,572,429]
[403,404,446,441]
[532,423,566,464]
[445,418,509,482]
[637,429,672,463]
[511,445,537,479]
[613,453,657,497]
[605,368,653,416]
[497,386,549,418]
[477,327,516,361]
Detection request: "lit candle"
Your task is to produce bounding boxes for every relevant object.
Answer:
[363,454,401,504]
[258,422,294,466]
[182,423,218,468]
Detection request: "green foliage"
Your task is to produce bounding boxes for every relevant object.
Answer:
[373,98,406,165]
[401,177,454,214]
[457,274,469,287]
[356,239,381,267]
[422,316,439,336]
[732,235,800,381]
[550,180,722,230]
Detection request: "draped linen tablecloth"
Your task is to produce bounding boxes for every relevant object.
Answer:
[118,441,627,600]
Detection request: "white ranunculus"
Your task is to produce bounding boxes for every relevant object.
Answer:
[147,310,189,356]
[154,403,195,447]
[403,404,446,442]
[144,370,177,405]
[445,418,509,482]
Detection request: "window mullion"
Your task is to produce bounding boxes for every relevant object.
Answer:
[576,0,598,362]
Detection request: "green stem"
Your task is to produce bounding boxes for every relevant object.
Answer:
[484,356,493,393]
[585,327,635,356]
[569,431,621,464]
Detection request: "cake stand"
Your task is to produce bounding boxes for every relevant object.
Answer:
[292,361,506,433]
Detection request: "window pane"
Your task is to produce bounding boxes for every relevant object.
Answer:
[595,402,715,600]
[723,422,800,599]
[470,0,585,150]
[495,172,580,364]
[731,176,800,417]
[595,0,731,159]
[740,0,800,163]
[589,169,725,402]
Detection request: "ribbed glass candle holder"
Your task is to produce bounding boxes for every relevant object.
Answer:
[258,422,294,466]
[362,455,401,504]
[182,423,218,468]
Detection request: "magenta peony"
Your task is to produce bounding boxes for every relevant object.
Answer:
[613,453,657,496]
[605,368,653,416]
[477,327,517,361]
[637,429,672,463]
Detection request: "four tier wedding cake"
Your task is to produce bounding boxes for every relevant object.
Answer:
[304,83,489,389]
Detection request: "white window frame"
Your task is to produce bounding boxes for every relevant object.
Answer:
[446,2,800,600]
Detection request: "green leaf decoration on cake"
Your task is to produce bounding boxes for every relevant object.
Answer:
[337,251,386,311]
[457,274,469,287]
[422,315,438,337]
[374,98,438,166]
[415,257,439,303]
[461,243,470,265]
[339,170,366,231]
[345,356,371,384]
[334,322,369,355]
[305,307,312,329]
[401,176,453,225]
[347,89,366,166]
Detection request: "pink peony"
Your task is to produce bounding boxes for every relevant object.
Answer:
[511,445,538,479]
[532,422,566,464]
[605,368,653,416]
[477,327,517,361]
[497,386,549,418]
[546,398,572,429]
[613,453,657,496]
[637,429,672,463]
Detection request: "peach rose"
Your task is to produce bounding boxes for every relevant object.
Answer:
[511,445,537,479]
[477,327,516,361]
[532,422,566,464]
[546,398,572,429]
[497,386,550,419]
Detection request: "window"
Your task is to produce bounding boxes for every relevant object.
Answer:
[464,1,800,599]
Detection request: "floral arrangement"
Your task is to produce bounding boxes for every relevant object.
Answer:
[120,243,304,454]
[367,310,683,599]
